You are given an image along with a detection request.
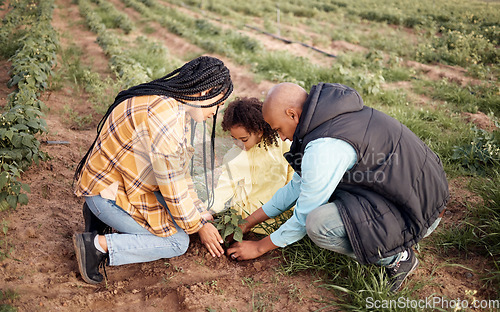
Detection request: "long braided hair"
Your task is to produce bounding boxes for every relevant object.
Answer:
[74,56,233,207]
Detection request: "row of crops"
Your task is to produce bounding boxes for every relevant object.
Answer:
[0,0,58,210]
[173,0,499,72]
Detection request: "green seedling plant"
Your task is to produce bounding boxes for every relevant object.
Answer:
[211,208,247,246]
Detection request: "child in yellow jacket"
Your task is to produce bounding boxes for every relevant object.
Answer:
[209,97,294,234]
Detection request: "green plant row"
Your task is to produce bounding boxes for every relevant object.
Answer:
[0,0,58,211]
[0,0,40,58]
[77,0,152,88]
[122,0,385,94]
[75,0,183,116]
[121,0,261,62]
[78,0,182,89]
[171,0,499,74]
[89,0,134,34]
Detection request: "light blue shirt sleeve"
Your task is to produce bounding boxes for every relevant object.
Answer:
[262,137,357,247]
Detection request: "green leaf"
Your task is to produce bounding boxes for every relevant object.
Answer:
[7,75,21,88]
[17,193,28,205]
[223,226,234,240]
[0,172,9,190]
[6,195,17,209]
[0,200,10,212]
[13,124,28,131]
[11,184,21,195]
[21,183,30,192]
[5,130,14,141]
[231,214,240,226]
[11,135,22,148]
[27,120,40,129]
[21,135,34,148]
[233,227,243,242]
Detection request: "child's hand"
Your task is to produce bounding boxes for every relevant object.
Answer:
[240,220,251,234]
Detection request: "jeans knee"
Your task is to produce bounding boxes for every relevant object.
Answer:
[176,232,190,255]
[305,208,323,242]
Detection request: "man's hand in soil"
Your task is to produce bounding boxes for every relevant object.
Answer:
[227,236,278,261]
[198,222,224,257]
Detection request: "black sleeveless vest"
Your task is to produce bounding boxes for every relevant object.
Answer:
[285,83,449,264]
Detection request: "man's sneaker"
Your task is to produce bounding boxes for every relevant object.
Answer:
[73,232,108,284]
[83,203,112,235]
[386,248,419,292]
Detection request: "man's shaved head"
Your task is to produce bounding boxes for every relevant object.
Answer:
[263,82,308,116]
[262,83,308,141]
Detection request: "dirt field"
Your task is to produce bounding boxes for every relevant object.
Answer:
[0,0,498,311]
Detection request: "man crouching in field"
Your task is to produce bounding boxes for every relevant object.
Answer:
[228,82,449,292]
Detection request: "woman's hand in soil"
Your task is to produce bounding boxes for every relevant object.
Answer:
[198,223,224,257]
[227,236,278,261]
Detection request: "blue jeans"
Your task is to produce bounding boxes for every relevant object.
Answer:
[85,193,189,266]
[305,201,441,267]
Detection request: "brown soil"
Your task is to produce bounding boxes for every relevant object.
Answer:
[0,0,498,311]
[463,112,497,132]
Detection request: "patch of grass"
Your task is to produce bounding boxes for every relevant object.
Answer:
[287,283,303,302]
[0,220,13,262]
[91,0,134,34]
[433,222,477,254]
[281,236,427,311]
[51,44,120,115]
[142,24,155,34]
[62,105,94,130]
[383,66,414,82]
[323,269,427,311]
[470,172,500,292]
[50,44,86,91]
[126,36,182,80]
[242,277,275,311]
[451,125,500,175]
[253,50,384,95]
[414,79,500,116]
[0,289,19,312]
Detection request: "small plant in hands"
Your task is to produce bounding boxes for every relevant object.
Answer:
[211,208,247,246]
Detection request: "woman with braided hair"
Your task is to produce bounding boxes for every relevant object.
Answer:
[72,56,233,284]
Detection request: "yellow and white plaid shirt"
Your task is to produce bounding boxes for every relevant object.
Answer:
[75,95,207,237]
